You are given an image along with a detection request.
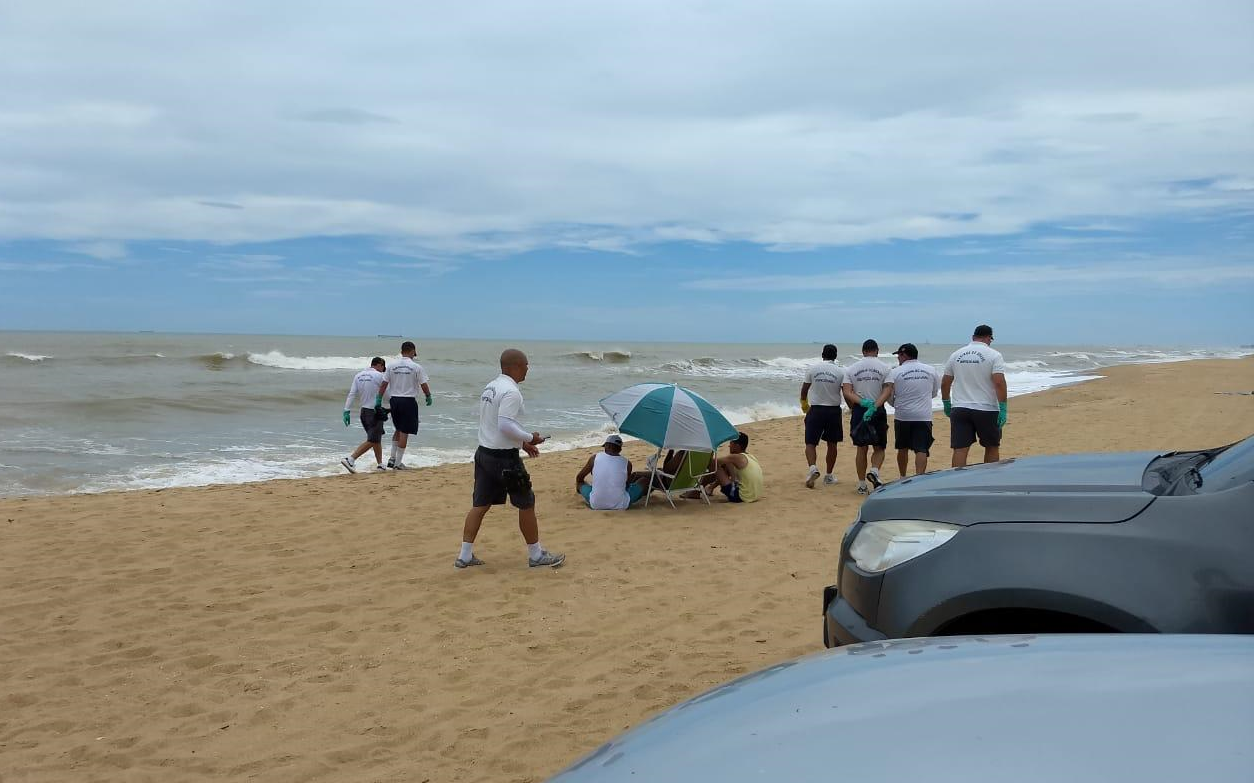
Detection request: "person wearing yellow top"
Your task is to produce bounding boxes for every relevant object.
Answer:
[698,431,764,503]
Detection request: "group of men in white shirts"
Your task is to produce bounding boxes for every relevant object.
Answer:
[800,325,1008,493]
[340,340,432,473]
[341,344,566,570]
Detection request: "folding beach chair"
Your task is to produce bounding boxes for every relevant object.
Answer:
[644,449,716,509]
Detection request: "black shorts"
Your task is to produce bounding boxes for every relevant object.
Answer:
[951,407,1001,449]
[390,396,420,435]
[804,405,843,445]
[895,420,935,454]
[472,446,536,509]
[850,404,888,448]
[359,407,386,444]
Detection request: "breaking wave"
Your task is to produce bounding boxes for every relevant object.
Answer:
[562,350,633,363]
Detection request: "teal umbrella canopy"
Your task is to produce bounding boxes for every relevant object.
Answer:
[599,383,738,451]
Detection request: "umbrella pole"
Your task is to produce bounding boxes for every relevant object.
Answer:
[644,446,663,508]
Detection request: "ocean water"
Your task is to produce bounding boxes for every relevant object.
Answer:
[1,331,1249,497]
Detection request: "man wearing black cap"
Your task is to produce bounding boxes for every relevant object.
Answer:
[941,325,1008,467]
[574,434,645,510]
[842,339,891,494]
[867,343,940,480]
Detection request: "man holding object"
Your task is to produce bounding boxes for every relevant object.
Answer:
[456,349,566,570]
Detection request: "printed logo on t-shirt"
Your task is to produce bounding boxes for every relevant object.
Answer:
[954,349,987,365]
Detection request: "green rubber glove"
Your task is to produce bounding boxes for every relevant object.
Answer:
[374,394,383,408]
[860,397,875,410]
[862,404,878,422]
[943,400,952,417]
[425,393,433,406]
[997,401,1008,428]
[342,410,351,427]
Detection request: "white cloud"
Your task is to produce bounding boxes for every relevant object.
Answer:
[64,240,128,260]
[0,1,1250,253]
[686,258,1254,292]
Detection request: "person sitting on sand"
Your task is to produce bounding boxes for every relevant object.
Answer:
[692,432,763,503]
[575,435,645,510]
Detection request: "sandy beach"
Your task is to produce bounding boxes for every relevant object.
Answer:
[2,357,1252,782]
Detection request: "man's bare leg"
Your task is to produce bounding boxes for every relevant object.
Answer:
[823,442,837,474]
[518,506,539,545]
[915,452,928,475]
[805,444,818,468]
[855,446,868,481]
[351,441,372,461]
[371,442,383,464]
[871,446,885,471]
[984,446,1000,463]
[897,448,909,477]
[952,447,970,468]
[462,505,490,543]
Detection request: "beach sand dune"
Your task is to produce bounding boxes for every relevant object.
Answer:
[2,358,1251,782]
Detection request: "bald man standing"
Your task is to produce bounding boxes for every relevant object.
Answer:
[456,349,566,570]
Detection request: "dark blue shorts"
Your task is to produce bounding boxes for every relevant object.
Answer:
[804,405,844,445]
[720,482,743,503]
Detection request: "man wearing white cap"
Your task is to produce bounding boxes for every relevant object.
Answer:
[574,435,645,510]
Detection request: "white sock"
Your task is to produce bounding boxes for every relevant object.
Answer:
[868,466,879,477]
[344,455,355,466]
[527,542,543,560]
[394,447,405,465]
[825,473,834,480]
[459,542,474,561]
[808,464,819,474]
[389,443,398,461]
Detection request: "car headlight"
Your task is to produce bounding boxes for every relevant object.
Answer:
[849,520,960,572]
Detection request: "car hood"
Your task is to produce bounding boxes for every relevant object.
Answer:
[860,451,1159,524]
[548,636,1254,783]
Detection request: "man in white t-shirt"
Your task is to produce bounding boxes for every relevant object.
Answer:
[869,343,941,479]
[842,339,891,494]
[800,344,845,488]
[574,434,645,510]
[377,340,432,470]
[942,324,1008,467]
[339,356,389,473]
[456,348,565,570]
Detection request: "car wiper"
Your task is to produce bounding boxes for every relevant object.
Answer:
[1185,466,1203,490]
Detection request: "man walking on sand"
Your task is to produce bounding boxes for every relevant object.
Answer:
[842,339,891,494]
[800,344,845,488]
[867,343,941,481]
[456,349,565,569]
[340,356,389,473]
[942,325,1008,467]
[378,341,432,470]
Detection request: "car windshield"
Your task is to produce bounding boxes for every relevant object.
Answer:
[1143,434,1254,496]
[1198,433,1254,490]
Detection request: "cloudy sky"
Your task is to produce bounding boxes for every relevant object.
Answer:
[1,1,1251,344]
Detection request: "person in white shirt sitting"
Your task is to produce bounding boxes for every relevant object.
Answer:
[575,435,646,510]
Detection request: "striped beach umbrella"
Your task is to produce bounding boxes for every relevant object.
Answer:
[599,383,739,451]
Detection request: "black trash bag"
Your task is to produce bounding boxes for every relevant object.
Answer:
[374,405,390,422]
[850,415,878,447]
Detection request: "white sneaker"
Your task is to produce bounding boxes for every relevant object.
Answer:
[856,481,868,495]
[340,457,356,474]
[805,466,820,489]
[866,468,883,489]
[823,474,838,485]
[374,464,387,471]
